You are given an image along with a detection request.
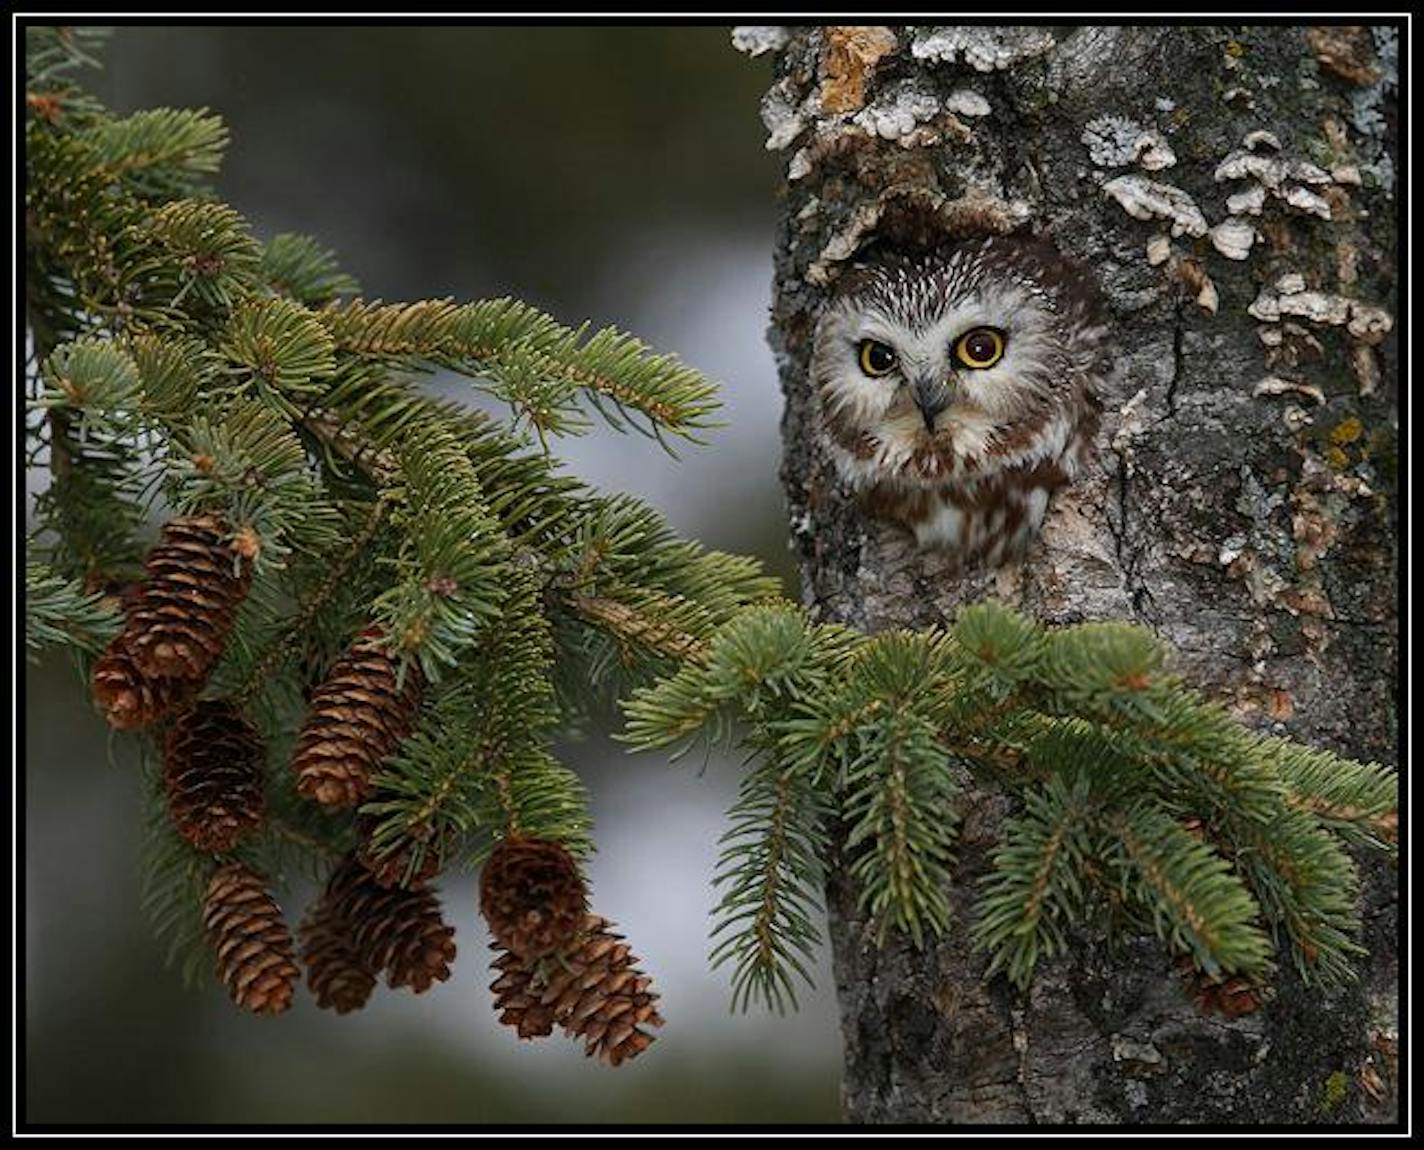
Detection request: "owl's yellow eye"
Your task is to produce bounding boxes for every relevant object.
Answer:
[857,339,898,377]
[954,327,1006,370]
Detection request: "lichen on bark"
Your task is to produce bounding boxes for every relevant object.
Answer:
[743,23,1398,1125]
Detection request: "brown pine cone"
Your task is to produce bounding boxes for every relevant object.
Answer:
[318,854,456,995]
[203,862,299,1015]
[488,913,663,1067]
[479,836,588,959]
[92,645,199,729]
[163,699,265,853]
[123,514,253,682]
[291,631,424,808]
[299,864,378,1014]
[355,812,442,889]
[489,947,557,1038]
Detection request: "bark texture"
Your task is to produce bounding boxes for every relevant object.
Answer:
[745,24,1399,1125]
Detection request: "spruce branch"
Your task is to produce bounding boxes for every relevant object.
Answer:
[261,233,360,305]
[87,107,228,197]
[710,759,829,1013]
[972,772,1097,988]
[320,296,722,444]
[24,558,123,658]
[1108,805,1274,980]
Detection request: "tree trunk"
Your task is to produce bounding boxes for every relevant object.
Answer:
[743,24,1398,1125]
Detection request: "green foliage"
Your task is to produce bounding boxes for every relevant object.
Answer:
[260,233,360,305]
[625,599,1397,1007]
[86,107,228,196]
[711,758,829,1013]
[25,558,123,658]
[25,26,1395,1028]
[24,27,761,998]
[321,296,721,446]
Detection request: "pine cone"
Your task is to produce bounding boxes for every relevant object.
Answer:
[479,837,588,959]
[299,864,377,1014]
[203,862,299,1014]
[316,854,456,995]
[291,632,424,808]
[490,948,557,1038]
[123,514,253,682]
[92,645,199,729]
[356,812,442,889]
[163,699,265,853]
[488,913,663,1066]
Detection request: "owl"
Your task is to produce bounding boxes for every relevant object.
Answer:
[811,235,1109,567]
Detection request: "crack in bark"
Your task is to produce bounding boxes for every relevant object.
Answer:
[1163,302,1186,421]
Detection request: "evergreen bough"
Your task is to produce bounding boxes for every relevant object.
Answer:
[25,26,1395,1042]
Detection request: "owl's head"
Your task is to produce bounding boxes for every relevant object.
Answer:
[812,235,1106,489]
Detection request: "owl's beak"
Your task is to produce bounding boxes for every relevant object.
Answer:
[912,377,950,433]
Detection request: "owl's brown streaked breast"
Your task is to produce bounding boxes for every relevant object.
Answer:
[863,459,1070,565]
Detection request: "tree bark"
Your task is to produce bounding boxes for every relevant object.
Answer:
[744,24,1398,1125]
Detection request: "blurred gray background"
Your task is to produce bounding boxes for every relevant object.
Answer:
[25,25,844,1124]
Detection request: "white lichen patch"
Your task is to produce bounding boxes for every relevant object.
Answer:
[1102,174,1208,237]
[1284,184,1332,219]
[945,88,991,118]
[1145,234,1172,266]
[1347,303,1393,344]
[1214,150,1331,189]
[1136,132,1176,171]
[1248,274,1393,341]
[1082,115,1144,168]
[1253,376,1326,405]
[1081,117,1174,171]
[1242,128,1282,153]
[910,25,1056,72]
[1226,184,1267,216]
[1215,145,1352,220]
[1209,216,1256,260]
[760,77,807,151]
[852,82,942,141]
[731,25,789,58]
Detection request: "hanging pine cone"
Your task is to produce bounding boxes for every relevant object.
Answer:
[299,861,378,1014]
[314,853,456,995]
[488,913,663,1067]
[122,514,253,682]
[479,836,588,959]
[291,631,424,808]
[489,948,557,1038]
[203,862,299,1015]
[92,645,200,729]
[355,811,442,889]
[163,699,265,853]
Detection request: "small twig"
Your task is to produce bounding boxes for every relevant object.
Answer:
[568,593,710,664]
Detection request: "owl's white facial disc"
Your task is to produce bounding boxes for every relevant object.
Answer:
[814,265,1068,483]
